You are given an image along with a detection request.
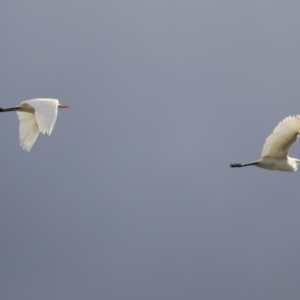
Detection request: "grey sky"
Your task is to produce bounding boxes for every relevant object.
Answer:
[1,1,300,299]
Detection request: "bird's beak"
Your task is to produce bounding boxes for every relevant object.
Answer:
[58,104,69,109]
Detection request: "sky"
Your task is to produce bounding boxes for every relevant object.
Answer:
[1,1,300,299]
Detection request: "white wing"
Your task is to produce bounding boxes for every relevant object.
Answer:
[261,115,300,158]
[16,110,39,151]
[21,99,59,135]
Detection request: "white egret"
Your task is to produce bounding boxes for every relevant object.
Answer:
[231,115,300,172]
[0,98,69,151]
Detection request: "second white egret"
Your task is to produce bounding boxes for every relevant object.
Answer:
[231,115,300,172]
[0,98,69,151]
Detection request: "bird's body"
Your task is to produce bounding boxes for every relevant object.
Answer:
[0,98,69,151]
[231,115,300,172]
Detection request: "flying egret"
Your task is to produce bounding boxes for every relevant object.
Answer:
[231,115,300,172]
[0,98,69,151]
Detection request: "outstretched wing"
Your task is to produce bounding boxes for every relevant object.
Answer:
[261,115,300,158]
[21,99,59,135]
[16,110,39,151]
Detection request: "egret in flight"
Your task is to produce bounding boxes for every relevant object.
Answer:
[231,115,300,172]
[0,98,69,151]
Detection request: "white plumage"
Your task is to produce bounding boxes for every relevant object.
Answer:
[0,98,69,151]
[231,115,300,172]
